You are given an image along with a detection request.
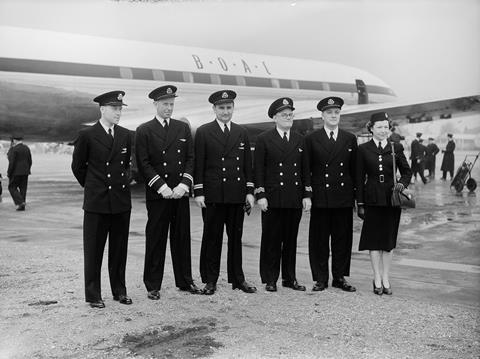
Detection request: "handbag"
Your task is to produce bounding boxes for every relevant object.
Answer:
[390,142,416,209]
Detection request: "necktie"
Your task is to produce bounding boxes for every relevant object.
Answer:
[378,142,383,151]
[107,128,114,147]
[163,119,169,131]
[224,123,230,137]
[283,132,288,143]
[329,131,335,143]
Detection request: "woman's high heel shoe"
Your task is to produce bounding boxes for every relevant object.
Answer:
[373,280,383,295]
[382,283,393,295]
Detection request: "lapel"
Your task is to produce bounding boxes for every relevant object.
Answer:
[269,129,287,154]
[328,129,347,161]
[315,128,333,155]
[224,122,242,155]
[163,118,181,151]
[283,131,302,160]
[149,118,168,144]
[108,125,123,161]
[92,122,114,151]
[209,120,228,148]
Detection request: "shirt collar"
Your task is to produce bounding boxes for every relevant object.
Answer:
[276,127,290,140]
[156,115,169,126]
[373,138,388,149]
[99,120,114,135]
[323,126,338,140]
[216,119,230,132]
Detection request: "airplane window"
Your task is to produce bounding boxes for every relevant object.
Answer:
[119,67,133,79]
[131,68,153,80]
[322,82,331,91]
[236,76,246,86]
[152,69,165,81]
[192,72,211,84]
[220,74,237,86]
[271,79,280,88]
[210,74,221,84]
[279,79,292,89]
[329,82,356,93]
[291,80,299,90]
[183,72,194,83]
[245,76,271,88]
[298,80,323,91]
[164,70,184,82]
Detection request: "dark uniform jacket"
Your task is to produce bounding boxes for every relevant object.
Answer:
[425,143,440,167]
[254,129,312,209]
[440,140,455,172]
[356,140,412,207]
[194,120,254,203]
[72,122,132,214]
[305,128,357,208]
[7,143,32,177]
[135,118,194,200]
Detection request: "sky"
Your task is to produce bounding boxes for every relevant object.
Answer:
[0,0,479,102]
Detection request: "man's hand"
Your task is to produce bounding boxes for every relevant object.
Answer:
[302,198,312,212]
[158,186,173,199]
[195,196,206,208]
[172,185,187,199]
[257,198,268,212]
[246,194,255,209]
[357,205,365,220]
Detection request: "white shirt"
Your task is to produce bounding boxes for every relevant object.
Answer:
[373,138,388,149]
[216,119,231,132]
[99,120,114,136]
[323,126,338,141]
[156,116,170,127]
[276,127,290,141]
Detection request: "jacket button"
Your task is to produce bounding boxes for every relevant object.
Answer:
[280,182,284,186]
[120,161,124,165]
[107,174,111,178]
[108,186,112,190]
[341,183,344,186]
[279,163,283,166]
[326,164,329,167]
[295,182,298,185]
[165,174,169,178]
[237,177,240,181]
[163,162,167,166]
[177,149,181,153]
[121,173,124,176]
[106,162,109,166]
[222,157,224,161]
[280,172,283,176]
[223,178,226,182]
[163,151,166,154]
[222,168,226,171]
[340,172,343,176]
[326,184,330,188]
[293,163,297,167]
[325,174,329,177]
[236,157,240,160]
[178,161,181,164]
[237,167,240,171]
[294,172,297,176]
[122,185,126,188]
[340,162,344,166]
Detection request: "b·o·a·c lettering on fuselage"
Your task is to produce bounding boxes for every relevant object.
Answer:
[192,54,271,75]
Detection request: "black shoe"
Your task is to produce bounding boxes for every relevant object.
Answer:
[332,278,356,292]
[282,279,306,291]
[179,283,202,294]
[89,300,105,308]
[232,281,257,293]
[382,282,393,295]
[147,290,160,300]
[16,203,25,211]
[265,282,277,292]
[113,294,132,305]
[202,282,216,295]
[312,281,328,291]
[373,280,383,296]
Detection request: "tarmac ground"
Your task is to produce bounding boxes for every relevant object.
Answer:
[0,152,479,358]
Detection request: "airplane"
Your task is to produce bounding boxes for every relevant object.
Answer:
[1,25,479,144]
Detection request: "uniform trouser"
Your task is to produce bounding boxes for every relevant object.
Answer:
[8,175,28,205]
[83,210,130,302]
[412,161,427,183]
[200,203,245,285]
[260,208,302,284]
[143,197,193,291]
[309,207,353,283]
[427,159,436,178]
[442,170,454,179]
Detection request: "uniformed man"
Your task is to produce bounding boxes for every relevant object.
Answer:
[135,85,200,300]
[7,132,32,211]
[254,98,312,292]
[441,133,455,180]
[410,132,427,184]
[425,137,440,179]
[388,126,405,144]
[194,89,256,295]
[305,96,357,292]
[72,90,133,308]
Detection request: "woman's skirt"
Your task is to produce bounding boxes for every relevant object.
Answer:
[359,205,402,251]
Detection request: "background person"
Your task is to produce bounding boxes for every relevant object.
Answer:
[425,137,440,179]
[356,112,412,296]
[7,132,32,211]
[441,133,455,180]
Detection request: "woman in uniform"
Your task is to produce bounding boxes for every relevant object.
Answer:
[356,112,412,295]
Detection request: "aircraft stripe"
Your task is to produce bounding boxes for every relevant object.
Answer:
[0,57,394,96]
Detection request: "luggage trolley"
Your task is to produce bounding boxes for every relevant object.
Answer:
[450,152,480,193]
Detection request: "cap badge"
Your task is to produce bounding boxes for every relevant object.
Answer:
[117,93,123,100]
[384,113,389,119]
[282,99,289,105]
[327,98,334,105]
[222,92,228,99]
[166,87,172,94]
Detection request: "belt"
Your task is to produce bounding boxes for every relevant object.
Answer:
[379,174,384,183]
